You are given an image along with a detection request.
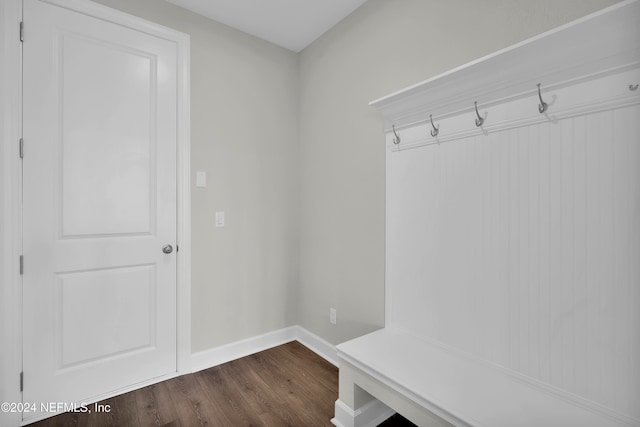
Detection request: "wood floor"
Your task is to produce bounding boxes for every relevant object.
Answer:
[29,341,416,427]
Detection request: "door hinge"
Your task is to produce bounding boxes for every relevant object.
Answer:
[19,21,23,42]
[19,255,23,275]
[20,372,23,392]
[19,138,24,159]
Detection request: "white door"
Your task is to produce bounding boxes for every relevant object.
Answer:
[22,0,178,418]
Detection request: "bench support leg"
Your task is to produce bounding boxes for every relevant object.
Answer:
[332,361,395,427]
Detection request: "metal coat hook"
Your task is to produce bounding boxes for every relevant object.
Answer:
[537,83,548,114]
[474,101,484,127]
[392,125,401,144]
[630,84,639,91]
[429,115,439,137]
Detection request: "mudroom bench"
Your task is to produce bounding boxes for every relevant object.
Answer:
[332,2,639,427]
[332,327,631,427]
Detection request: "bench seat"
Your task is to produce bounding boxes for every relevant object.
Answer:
[333,328,635,427]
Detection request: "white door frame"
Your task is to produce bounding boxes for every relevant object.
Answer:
[0,2,190,424]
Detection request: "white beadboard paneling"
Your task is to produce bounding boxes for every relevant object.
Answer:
[612,104,640,416]
[573,114,588,396]
[386,79,640,420]
[375,3,640,424]
[538,120,552,386]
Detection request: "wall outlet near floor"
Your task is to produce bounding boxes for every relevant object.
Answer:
[330,308,337,325]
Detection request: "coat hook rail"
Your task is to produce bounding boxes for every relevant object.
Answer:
[429,115,439,137]
[537,83,548,114]
[392,125,401,144]
[474,101,484,127]
[390,82,634,145]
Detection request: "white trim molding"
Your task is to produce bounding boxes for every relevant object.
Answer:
[174,7,192,376]
[296,324,339,367]
[191,327,298,373]
[0,1,24,427]
[191,326,339,373]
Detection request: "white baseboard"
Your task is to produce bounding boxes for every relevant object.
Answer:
[191,325,339,373]
[191,326,297,372]
[332,398,395,427]
[296,325,339,366]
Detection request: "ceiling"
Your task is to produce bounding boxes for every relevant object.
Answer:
[165,0,368,52]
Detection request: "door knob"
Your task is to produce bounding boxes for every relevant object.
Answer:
[162,244,173,254]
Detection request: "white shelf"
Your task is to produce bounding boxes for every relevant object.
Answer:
[370,0,640,130]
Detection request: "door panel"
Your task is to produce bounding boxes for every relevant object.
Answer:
[57,264,157,368]
[60,33,156,238]
[22,0,178,419]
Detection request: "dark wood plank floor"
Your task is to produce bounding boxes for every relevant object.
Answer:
[29,341,415,427]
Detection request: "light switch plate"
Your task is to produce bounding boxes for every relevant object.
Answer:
[196,171,206,188]
[215,211,225,227]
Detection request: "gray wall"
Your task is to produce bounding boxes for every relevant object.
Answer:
[93,0,300,352]
[296,0,620,344]
[92,0,619,352]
